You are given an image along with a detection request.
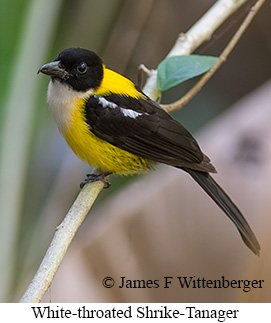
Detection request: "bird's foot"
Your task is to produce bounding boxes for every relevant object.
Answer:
[80,172,112,189]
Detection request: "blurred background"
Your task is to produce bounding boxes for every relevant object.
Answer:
[0,0,270,302]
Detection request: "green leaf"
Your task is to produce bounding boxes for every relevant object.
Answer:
[157,55,218,91]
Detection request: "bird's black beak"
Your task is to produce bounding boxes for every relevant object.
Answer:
[38,61,70,80]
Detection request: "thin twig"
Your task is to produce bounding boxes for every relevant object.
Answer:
[142,0,249,100]
[137,64,152,90]
[161,0,266,113]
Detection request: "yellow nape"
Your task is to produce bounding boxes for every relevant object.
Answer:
[64,98,150,175]
[93,66,145,98]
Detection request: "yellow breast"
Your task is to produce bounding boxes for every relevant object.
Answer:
[64,97,149,175]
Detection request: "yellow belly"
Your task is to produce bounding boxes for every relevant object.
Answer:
[64,99,150,175]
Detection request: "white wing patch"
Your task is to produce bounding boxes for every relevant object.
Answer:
[121,108,142,119]
[98,96,118,109]
[96,95,143,119]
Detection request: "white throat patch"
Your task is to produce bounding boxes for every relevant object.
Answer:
[47,80,93,133]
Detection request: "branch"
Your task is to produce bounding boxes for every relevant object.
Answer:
[20,0,264,302]
[20,179,104,303]
[162,0,266,113]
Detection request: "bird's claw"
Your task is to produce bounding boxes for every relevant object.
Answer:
[80,172,111,189]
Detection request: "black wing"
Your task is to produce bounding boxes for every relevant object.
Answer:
[84,93,216,172]
[84,93,260,255]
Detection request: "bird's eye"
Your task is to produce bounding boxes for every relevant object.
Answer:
[77,62,88,74]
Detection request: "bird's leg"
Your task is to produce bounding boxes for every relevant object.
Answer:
[80,171,112,189]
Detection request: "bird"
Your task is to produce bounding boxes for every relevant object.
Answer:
[38,47,260,255]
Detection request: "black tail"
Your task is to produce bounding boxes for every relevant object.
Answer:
[184,168,260,256]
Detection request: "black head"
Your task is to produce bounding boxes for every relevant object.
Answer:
[38,48,104,92]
